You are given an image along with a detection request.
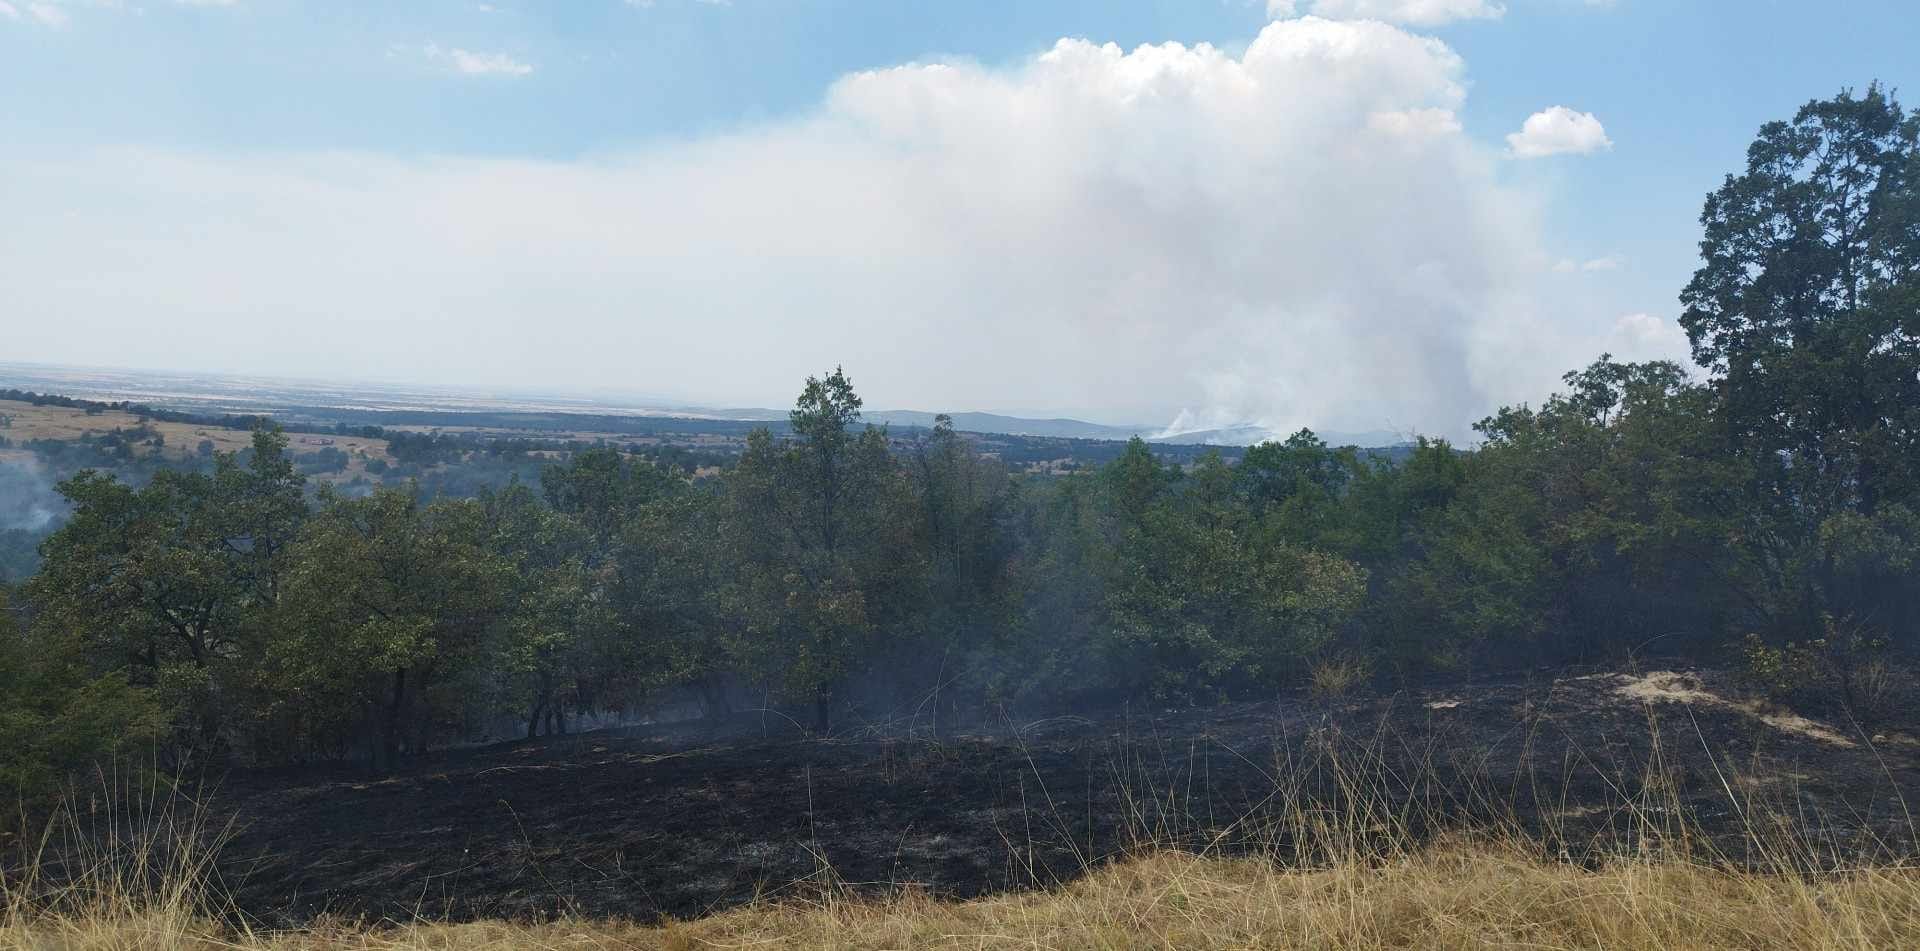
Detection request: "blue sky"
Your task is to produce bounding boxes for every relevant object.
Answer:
[2,0,1916,436]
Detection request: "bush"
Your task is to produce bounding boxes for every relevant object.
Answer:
[1739,618,1908,723]
[1309,653,1373,700]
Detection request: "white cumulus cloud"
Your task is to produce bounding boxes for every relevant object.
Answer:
[1,18,1649,439]
[25,2,68,27]
[1506,105,1612,158]
[1268,0,1505,26]
[1552,253,1624,273]
[422,42,533,77]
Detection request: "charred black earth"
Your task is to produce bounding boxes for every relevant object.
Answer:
[188,667,1920,925]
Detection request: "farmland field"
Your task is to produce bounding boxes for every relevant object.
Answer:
[0,398,394,481]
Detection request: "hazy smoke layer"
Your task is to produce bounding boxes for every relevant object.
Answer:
[1,17,1683,438]
[0,459,67,533]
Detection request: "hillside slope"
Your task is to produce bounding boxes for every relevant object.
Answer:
[157,667,1920,926]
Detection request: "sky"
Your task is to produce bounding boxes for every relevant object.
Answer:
[2,0,1916,439]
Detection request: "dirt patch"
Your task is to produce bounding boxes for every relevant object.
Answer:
[1613,671,1858,748]
[1615,671,1723,706]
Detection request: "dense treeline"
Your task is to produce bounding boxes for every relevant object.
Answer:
[2,87,1917,796]
[0,412,737,583]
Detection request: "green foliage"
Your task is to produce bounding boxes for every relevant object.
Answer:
[0,587,164,804]
[615,490,736,718]
[1237,430,1361,538]
[1104,450,1367,701]
[1740,620,1903,722]
[979,477,1113,710]
[1372,357,1768,672]
[1683,84,1920,642]
[725,369,928,730]
[482,481,616,737]
[24,428,305,755]
[541,447,679,540]
[274,487,513,766]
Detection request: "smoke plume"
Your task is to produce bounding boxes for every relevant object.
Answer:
[0,17,1683,439]
[0,458,67,533]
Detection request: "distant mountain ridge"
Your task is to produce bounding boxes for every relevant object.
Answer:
[860,410,1145,441]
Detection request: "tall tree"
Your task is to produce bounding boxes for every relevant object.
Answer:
[905,415,1013,718]
[616,490,739,721]
[1681,85,1920,636]
[278,489,511,768]
[725,368,924,731]
[482,482,615,739]
[25,427,306,755]
[1106,451,1367,700]
[542,447,679,543]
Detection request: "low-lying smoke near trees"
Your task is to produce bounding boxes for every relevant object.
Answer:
[0,460,64,533]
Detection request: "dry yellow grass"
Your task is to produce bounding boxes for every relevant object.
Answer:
[0,399,392,480]
[8,716,1917,950]
[6,844,1919,950]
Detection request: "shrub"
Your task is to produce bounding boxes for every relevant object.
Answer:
[1310,652,1372,700]
[1739,617,1907,723]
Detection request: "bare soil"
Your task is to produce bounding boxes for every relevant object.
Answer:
[174,668,1920,925]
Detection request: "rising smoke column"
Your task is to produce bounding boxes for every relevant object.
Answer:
[1,18,1677,438]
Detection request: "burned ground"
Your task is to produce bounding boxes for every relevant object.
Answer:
[137,668,1920,925]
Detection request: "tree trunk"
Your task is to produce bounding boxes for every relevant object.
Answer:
[1858,454,1879,517]
[701,674,732,723]
[380,667,407,771]
[813,694,831,734]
